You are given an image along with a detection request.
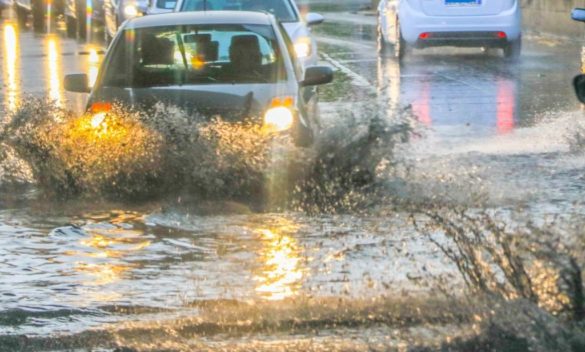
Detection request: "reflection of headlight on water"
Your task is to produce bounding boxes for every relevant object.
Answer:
[294,40,311,58]
[264,107,293,132]
[123,4,139,18]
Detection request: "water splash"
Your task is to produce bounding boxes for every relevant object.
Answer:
[0,98,411,211]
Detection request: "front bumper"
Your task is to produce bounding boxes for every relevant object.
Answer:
[399,1,521,45]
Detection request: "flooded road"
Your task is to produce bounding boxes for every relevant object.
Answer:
[2,4,585,351]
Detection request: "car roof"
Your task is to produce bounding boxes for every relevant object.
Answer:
[125,11,274,29]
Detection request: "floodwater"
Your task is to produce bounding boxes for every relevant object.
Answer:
[1,6,585,352]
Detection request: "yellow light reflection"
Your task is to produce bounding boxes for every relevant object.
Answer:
[88,47,100,88]
[376,50,401,119]
[254,228,305,300]
[46,36,63,106]
[73,229,150,291]
[3,22,20,113]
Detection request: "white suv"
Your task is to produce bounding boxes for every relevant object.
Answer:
[378,0,522,60]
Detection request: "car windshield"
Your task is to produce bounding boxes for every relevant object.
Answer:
[180,0,298,22]
[101,24,286,88]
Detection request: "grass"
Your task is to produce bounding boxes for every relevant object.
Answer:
[313,21,376,41]
[318,70,354,102]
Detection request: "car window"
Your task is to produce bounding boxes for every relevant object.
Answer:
[180,0,298,22]
[102,24,287,88]
[277,21,302,80]
[156,0,177,9]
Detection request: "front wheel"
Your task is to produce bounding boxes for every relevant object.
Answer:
[377,19,388,55]
[504,37,521,62]
[15,5,28,27]
[76,0,86,40]
[395,32,406,61]
[31,0,45,32]
[393,20,406,61]
[104,29,112,46]
[66,15,77,38]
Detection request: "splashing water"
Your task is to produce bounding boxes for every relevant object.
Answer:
[0,98,411,211]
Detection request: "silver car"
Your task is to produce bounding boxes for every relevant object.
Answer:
[173,0,324,67]
[64,11,333,146]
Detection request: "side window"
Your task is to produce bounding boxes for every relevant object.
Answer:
[157,0,177,9]
[277,22,302,80]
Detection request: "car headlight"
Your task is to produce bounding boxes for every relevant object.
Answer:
[264,106,294,132]
[294,38,312,58]
[123,4,139,18]
[91,112,107,128]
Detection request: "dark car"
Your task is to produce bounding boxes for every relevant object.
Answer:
[14,0,65,32]
[103,0,148,44]
[64,11,333,146]
[64,0,105,39]
[573,8,585,103]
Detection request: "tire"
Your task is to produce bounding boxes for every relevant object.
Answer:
[293,123,314,148]
[76,0,86,40]
[504,37,521,62]
[104,29,112,46]
[66,15,77,38]
[394,19,406,61]
[15,5,28,27]
[31,0,45,32]
[394,33,406,61]
[377,18,388,55]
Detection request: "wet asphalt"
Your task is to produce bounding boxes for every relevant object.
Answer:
[2,5,585,351]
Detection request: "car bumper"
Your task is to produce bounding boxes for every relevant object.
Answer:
[399,1,521,45]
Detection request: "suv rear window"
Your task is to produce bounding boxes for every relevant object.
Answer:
[180,0,298,22]
[102,24,287,88]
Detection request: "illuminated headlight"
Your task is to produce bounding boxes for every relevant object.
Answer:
[123,4,139,18]
[264,107,294,132]
[91,112,106,128]
[294,39,312,58]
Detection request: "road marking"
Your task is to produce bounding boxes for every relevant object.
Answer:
[320,52,376,93]
[315,35,376,52]
[336,58,378,64]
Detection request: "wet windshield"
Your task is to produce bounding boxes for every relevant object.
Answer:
[180,0,298,22]
[102,24,286,87]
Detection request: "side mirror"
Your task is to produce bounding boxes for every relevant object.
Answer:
[301,66,334,87]
[574,74,585,104]
[64,73,90,93]
[572,8,585,22]
[305,13,324,26]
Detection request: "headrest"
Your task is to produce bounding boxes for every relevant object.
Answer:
[230,35,260,51]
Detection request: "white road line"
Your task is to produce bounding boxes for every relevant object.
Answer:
[315,35,376,52]
[320,52,376,93]
[336,58,378,64]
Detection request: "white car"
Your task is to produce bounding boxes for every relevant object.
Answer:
[378,0,522,60]
[146,0,176,14]
[173,0,324,67]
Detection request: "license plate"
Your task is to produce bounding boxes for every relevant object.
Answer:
[445,0,482,6]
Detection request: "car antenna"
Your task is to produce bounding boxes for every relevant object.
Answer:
[204,0,207,11]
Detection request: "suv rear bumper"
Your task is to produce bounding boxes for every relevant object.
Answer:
[399,0,521,45]
[415,31,512,48]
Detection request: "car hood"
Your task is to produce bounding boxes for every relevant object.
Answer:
[282,22,310,43]
[91,83,295,120]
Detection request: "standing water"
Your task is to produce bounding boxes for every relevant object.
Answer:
[2,7,585,352]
